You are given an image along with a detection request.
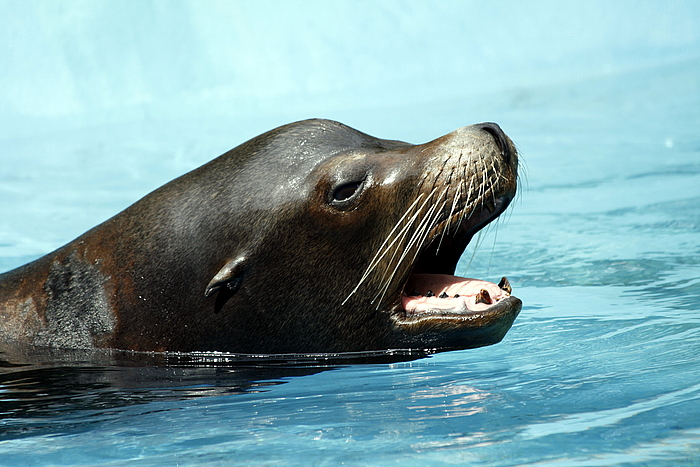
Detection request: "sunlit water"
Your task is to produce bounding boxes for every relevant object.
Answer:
[1,53,700,467]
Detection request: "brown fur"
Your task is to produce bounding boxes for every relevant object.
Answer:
[0,119,521,353]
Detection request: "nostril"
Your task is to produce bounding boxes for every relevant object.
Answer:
[478,122,511,164]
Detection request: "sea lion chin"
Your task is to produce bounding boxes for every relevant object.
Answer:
[0,119,521,354]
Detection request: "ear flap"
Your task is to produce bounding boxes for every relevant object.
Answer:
[204,256,247,298]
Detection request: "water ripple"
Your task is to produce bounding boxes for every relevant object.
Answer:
[519,382,700,440]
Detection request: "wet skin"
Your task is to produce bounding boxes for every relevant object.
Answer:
[0,119,521,354]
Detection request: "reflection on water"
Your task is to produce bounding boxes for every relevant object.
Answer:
[407,384,490,419]
[0,346,429,440]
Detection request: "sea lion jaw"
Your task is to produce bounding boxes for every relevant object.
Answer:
[393,274,522,349]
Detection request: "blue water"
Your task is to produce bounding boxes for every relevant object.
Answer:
[2,2,700,466]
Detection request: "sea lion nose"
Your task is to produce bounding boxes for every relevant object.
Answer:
[478,122,511,164]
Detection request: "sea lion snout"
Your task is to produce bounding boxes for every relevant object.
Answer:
[476,122,513,163]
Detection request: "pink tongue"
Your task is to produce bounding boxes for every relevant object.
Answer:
[402,274,507,314]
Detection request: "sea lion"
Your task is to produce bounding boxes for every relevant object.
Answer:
[0,119,521,354]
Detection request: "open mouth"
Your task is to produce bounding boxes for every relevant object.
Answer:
[400,195,513,315]
[402,274,512,316]
[390,194,522,349]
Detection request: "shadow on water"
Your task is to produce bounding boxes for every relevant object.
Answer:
[0,345,431,440]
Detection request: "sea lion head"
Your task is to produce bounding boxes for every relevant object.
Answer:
[186,119,521,353]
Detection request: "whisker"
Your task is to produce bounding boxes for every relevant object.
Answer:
[437,183,461,253]
[341,194,425,305]
[345,184,443,306]
[372,188,447,305]
[461,229,484,275]
[486,221,499,273]
[457,173,475,229]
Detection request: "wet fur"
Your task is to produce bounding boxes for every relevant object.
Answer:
[0,119,519,353]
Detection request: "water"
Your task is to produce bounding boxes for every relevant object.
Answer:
[2,2,700,466]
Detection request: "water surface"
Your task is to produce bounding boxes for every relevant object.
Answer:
[1,3,700,466]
